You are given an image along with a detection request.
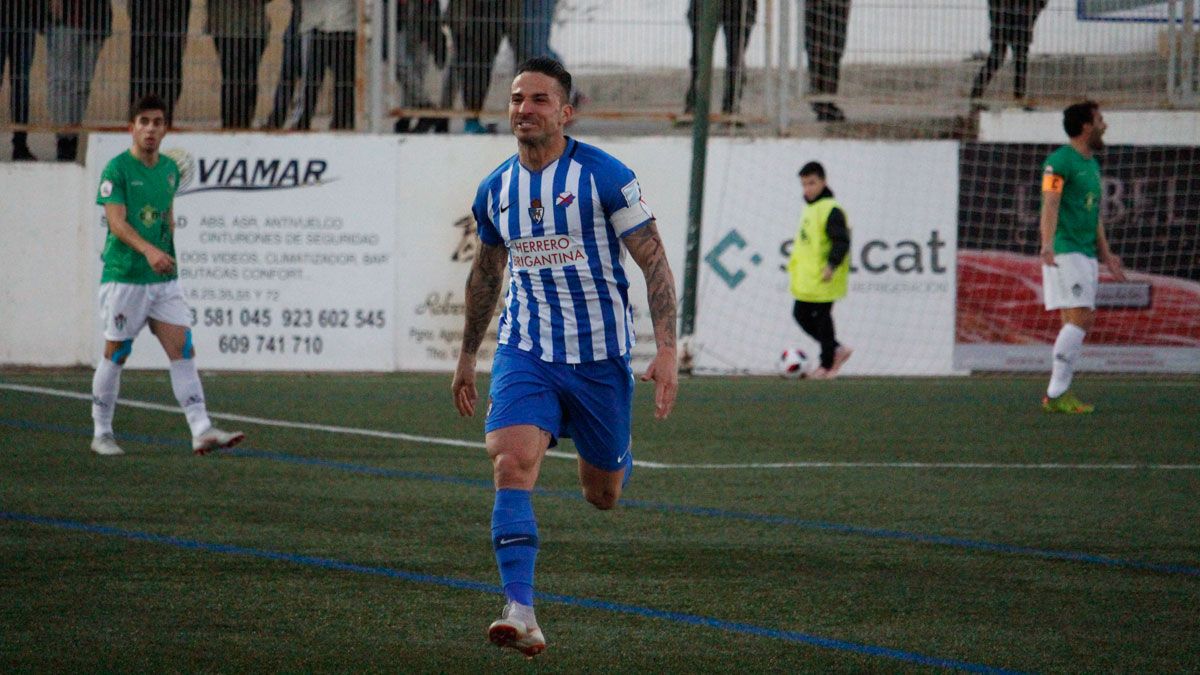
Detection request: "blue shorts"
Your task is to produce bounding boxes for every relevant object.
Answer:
[486,344,634,472]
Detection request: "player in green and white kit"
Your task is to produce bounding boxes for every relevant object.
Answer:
[89,94,244,456]
[1038,100,1125,414]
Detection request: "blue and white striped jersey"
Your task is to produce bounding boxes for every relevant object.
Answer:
[472,137,655,364]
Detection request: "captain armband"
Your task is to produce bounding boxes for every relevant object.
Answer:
[1041,173,1064,194]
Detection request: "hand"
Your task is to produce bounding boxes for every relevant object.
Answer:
[145,247,176,275]
[640,347,678,420]
[1040,244,1056,267]
[1103,252,1126,282]
[451,352,479,417]
[821,264,833,282]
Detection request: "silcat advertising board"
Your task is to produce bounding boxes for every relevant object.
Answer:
[692,139,960,376]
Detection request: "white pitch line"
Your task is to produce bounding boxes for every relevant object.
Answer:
[2,382,1195,471]
[659,461,1200,470]
[0,382,602,464]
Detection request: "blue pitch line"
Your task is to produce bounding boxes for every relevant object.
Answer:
[4,417,1199,579]
[0,511,1024,674]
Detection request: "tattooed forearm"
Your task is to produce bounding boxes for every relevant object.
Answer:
[461,242,508,356]
[625,223,677,351]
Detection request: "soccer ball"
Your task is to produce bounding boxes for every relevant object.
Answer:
[777,348,809,379]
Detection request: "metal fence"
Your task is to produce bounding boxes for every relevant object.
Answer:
[0,0,1196,146]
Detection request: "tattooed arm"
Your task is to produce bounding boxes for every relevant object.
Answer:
[624,221,678,420]
[452,240,508,417]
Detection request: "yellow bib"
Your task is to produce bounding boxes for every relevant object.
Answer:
[787,197,849,302]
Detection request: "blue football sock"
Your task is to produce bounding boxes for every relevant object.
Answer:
[492,488,538,606]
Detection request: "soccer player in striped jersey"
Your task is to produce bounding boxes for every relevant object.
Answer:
[451,57,678,657]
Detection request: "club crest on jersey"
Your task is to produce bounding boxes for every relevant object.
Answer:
[556,192,575,207]
[528,199,544,224]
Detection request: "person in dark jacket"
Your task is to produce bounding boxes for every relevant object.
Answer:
[1,0,47,159]
[684,0,758,117]
[128,0,191,126]
[395,0,448,133]
[206,0,270,129]
[443,0,508,134]
[265,0,301,129]
[46,0,111,160]
[970,0,1048,105]
[805,0,851,122]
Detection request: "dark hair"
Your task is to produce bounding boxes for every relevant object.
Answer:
[130,94,167,121]
[1062,101,1099,137]
[798,161,826,179]
[515,56,573,102]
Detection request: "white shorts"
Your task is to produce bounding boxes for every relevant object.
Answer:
[1042,252,1098,311]
[98,280,193,341]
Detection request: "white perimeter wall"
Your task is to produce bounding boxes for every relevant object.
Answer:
[0,163,93,366]
[1,117,1195,372]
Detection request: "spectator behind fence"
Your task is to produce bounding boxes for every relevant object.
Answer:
[395,0,448,133]
[206,0,269,129]
[1,0,45,160]
[296,0,356,130]
[47,0,111,161]
[444,0,508,134]
[509,0,559,65]
[684,0,757,118]
[970,0,1047,106]
[129,0,190,126]
[264,0,300,128]
[805,0,850,122]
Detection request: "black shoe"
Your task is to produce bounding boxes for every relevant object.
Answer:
[412,117,449,134]
[812,103,845,122]
[56,135,79,161]
[12,143,35,161]
[393,117,412,133]
[411,117,440,133]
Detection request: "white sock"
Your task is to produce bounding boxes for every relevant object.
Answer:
[169,359,212,437]
[1047,323,1086,398]
[91,359,122,437]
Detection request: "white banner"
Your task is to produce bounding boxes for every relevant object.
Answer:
[78,134,956,375]
[391,135,690,373]
[86,134,399,371]
[693,139,961,376]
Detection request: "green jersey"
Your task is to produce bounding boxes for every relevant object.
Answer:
[1041,144,1101,257]
[96,150,181,284]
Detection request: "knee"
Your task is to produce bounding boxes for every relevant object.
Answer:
[491,449,538,487]
[583,485,619,511]
[107,339,133,365]
[1069,313,1095,332]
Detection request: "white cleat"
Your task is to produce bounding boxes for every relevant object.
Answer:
[487,601,546,658]
[192,426,245,455]
[90,433,125,456]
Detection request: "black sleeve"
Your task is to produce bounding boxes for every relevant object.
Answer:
[825,207,850,267]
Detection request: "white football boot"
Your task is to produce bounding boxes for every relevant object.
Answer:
[487,601,546,658]
[90,433,125,456]
[192,426,245,455]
